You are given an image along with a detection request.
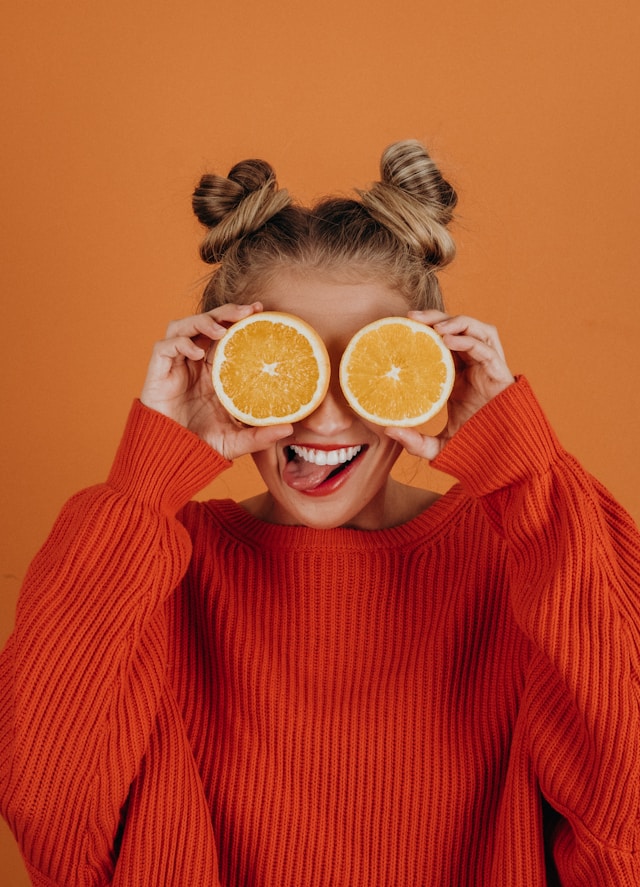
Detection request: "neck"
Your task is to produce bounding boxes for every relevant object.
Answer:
[241,479,440,531]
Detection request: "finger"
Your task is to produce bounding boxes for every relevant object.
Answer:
[407,309,451,327]
[384,426,443,462]
[206,301,263,326]
[245,423,293,451]
[222,423,293,461]
[151,335,207,367]
[441,333,513,384]
[165,302,261,342]
[432,315,506,362]
[165,314,225,342]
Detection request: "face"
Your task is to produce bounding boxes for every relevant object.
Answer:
[248,270,411,530]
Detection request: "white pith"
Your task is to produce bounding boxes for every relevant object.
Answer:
[289,445,362,467]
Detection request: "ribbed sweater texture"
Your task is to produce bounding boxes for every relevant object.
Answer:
[1,378,640,886]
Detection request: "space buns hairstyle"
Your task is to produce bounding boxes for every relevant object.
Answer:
[192,159,292,264]
[193,140,457,312]
[357,139,457,269]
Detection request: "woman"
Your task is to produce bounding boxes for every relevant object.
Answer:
[1,140,639,886]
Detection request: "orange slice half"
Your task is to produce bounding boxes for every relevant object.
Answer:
[339,316,455,426]
[212,311,330,426]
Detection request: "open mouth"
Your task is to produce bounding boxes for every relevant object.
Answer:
[283,444,367,493]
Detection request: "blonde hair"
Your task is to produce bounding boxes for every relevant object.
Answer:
[192,140,457,312]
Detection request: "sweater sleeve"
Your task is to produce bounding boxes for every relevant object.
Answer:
[0,401,230,887]
[432,377,640,883]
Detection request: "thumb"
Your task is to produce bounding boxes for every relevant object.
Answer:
[385,427,444,462]
[234,423,293,458]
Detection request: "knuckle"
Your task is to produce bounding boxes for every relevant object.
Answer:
[165,318,183,337]
[152,338,169,355]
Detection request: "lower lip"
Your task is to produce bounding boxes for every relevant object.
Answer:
[295,451,365,497]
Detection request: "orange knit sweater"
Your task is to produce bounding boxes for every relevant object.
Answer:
[1,378,640,886]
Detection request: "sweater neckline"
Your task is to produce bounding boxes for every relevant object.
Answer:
[203,484,468,551]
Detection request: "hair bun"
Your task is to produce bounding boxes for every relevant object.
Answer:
[380,140,457,225]
[358,140,457,268]
[193,159,291,263]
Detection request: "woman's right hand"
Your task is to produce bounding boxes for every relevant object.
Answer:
[140,302,293,461]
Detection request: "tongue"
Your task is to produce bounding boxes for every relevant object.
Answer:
[282,457,337,491]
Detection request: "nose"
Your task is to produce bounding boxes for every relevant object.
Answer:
[298,377,354,436]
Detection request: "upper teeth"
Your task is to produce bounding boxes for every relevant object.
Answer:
[290,445,362,466]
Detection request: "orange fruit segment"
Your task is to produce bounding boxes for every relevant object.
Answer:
[339,317,455,426]
[211,311,330,426]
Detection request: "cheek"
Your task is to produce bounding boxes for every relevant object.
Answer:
[372,435,404,475]
[362,423,401,457]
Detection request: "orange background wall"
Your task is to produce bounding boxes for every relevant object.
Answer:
[1,0,639,880]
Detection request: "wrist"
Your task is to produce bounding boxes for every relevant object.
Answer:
[431,377,561,496]
[107,400,231,515]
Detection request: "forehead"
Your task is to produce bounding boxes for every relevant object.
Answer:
[256,271,409,346]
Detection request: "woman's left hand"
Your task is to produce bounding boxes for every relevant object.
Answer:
[385,310,515,461]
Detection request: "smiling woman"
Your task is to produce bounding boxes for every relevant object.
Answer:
[240,273,437,530]
[1,141,640,887]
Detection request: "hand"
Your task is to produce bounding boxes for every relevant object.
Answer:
[385,310,515,461]
[140,303,293,461]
